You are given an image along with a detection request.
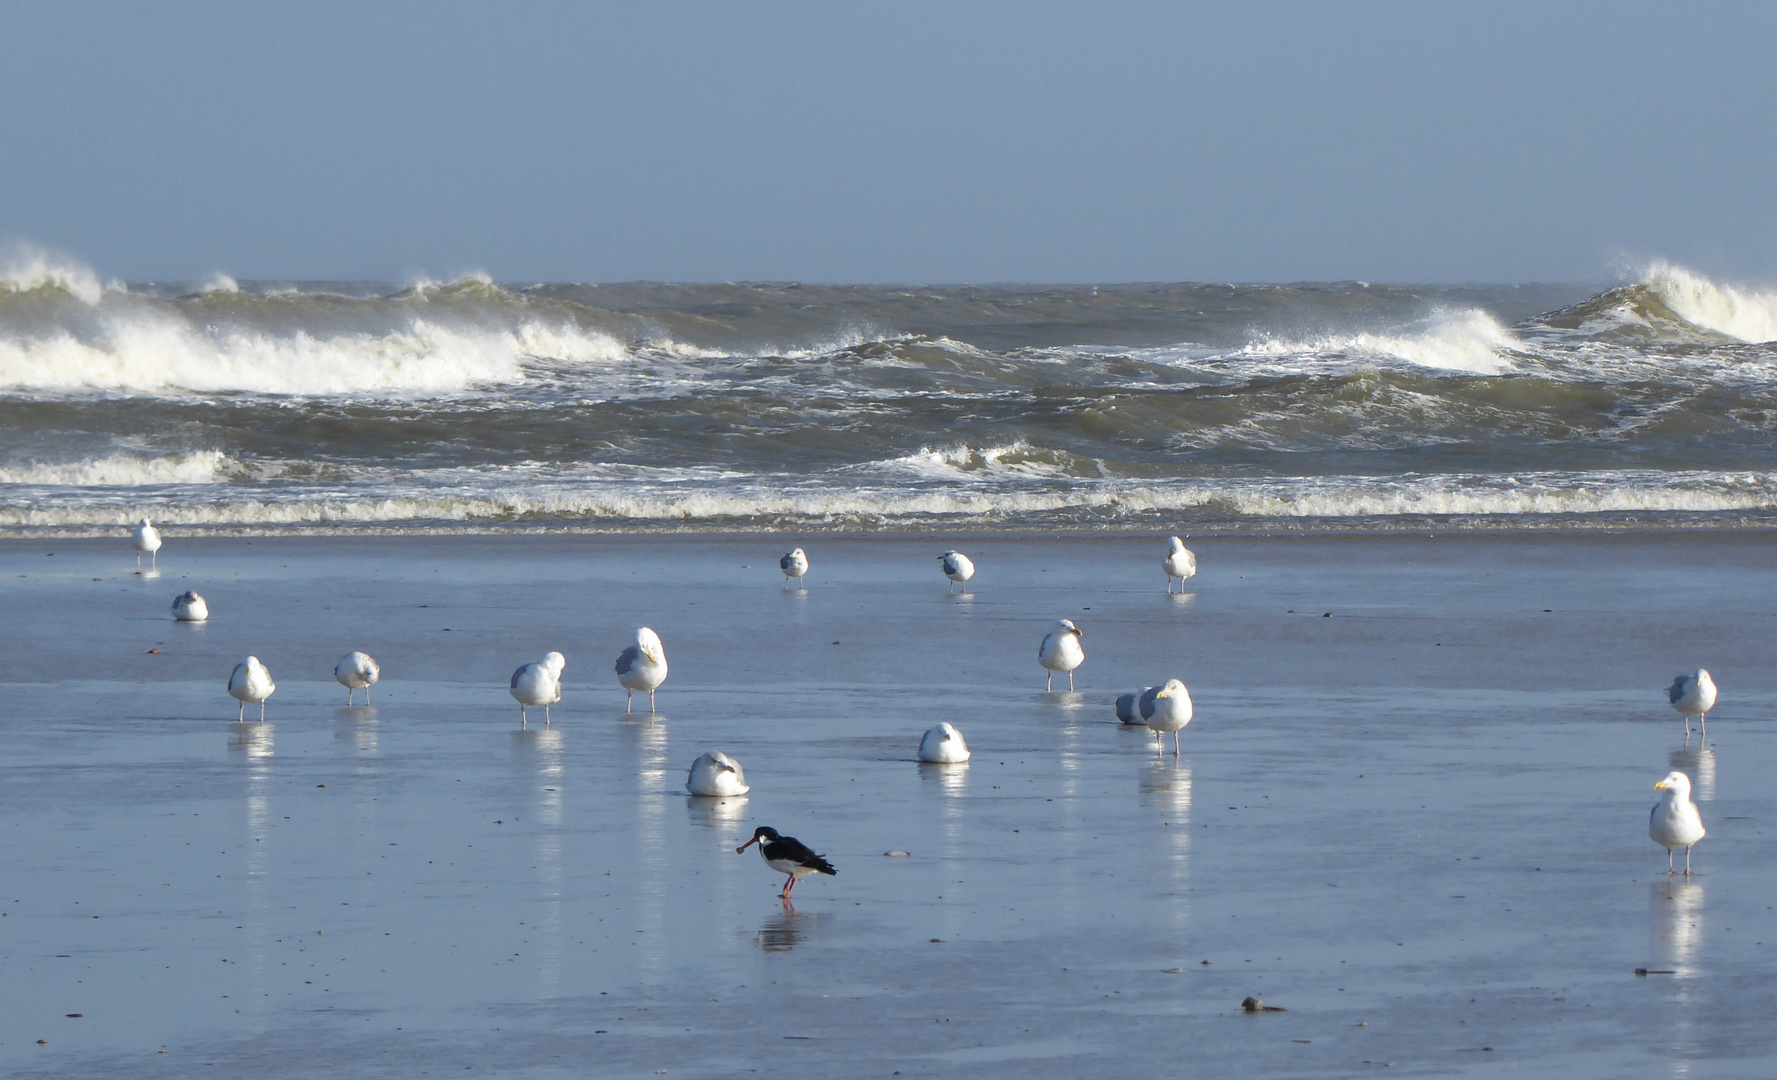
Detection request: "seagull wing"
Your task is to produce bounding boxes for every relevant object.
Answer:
[615,646,641,676]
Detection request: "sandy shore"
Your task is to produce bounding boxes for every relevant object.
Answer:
[1,532,1772,1077]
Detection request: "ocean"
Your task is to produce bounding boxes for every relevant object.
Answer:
[6,253,1777,535]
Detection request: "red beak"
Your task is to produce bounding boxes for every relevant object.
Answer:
[737,838,758,853]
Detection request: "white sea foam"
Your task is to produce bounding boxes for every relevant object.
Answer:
[1243,308,1520,375]
[0,314,630,396]
[200,273,241,295]
[7,468,1772,531]
[1643,261,1777,343]
[0,245,113,305]
[0,451,234,486]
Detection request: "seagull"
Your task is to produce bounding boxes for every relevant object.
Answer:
[780,547,809,588]
[938,550,975,593]
[686,751,750,797]
[1038,619,1084,692]
[615,627,668,713]
[737,826,836,898]
[511,651,565,727]
[335,651,381,705]
[917,722,971,762]
[132,518,162,570]
[1145,678,1194,755]
[1163,536,1196,592]
[1650,771,1706,876]
[1116,688,1154,725]
[227,656,275,722]
[171,591,208,622]
[1667,670,1717,738]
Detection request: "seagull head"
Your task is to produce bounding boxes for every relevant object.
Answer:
[636,627,664,663]
[1654,771,1692,797]
[1056,619,1081,637]
[1168,535,1185,551]
[542,651,566,675]
[1155,678,1189,699]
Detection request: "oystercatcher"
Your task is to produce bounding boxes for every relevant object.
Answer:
[737,826,836,897]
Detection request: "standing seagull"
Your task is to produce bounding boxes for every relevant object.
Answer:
[614,627,668,713]
[227,656,275,722]
[780,547,809,588]
[737,826,836,898]
[1667,670,1717,738]
[686,751,750,797]
[132,518,162,570]
[172,591,209,622]
[1145,678,1194,755]
[335,651,381,705]
[1038,619,1085,692]
[938,550,975,593]
[1650,771,1706,876]
[511,651,566,727]
[1163,536,1196,593]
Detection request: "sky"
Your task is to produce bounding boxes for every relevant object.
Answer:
[2,1,1774,285]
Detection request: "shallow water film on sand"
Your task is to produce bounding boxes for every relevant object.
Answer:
[2,534,1774,1077]
[10,256,1777,533]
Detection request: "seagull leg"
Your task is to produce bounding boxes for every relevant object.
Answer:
[649,688,657,713]
[1174,731,1182,756]
[1046,671,1053,693]
[259,702,266,723]
[520,705,528,729]
[238,701,245,723]
[626,689,633,714]
[1668,849,1676,875]
[1067,671,1075,692]
[544,703,552,727]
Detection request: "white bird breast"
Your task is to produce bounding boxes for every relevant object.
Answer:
[918,723,971,762]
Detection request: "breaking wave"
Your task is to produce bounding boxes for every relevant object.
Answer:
[1242,308,1520,375]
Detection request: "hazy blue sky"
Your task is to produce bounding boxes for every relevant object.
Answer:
[2,2,1773,284]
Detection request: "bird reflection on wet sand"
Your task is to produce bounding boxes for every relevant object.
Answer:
[757,904,817,953]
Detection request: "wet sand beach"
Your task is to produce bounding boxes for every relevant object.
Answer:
[1,532,1773,1077]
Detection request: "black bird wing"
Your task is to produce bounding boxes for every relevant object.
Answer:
[1139,685,1161,720]
[510,665,526,689]
[780,553,794,571]
[942,553,959,575]
[1667,676,1687,704]
[615,645,641,676]
[769,834,836,875]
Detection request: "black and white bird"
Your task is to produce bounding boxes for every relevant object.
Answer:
[1163,536,1196,593]
[938,550,975,593]
[172,590,208,622]
[335,651,380,705]
[132,518,162,570]
[737,826,836,898]
[1650,771,1706,876]
[917,722,971,762]
[511,651,565,727]
[1667,670,1717,738]
[615,627,668,713]
[1038,619,1084,692]
[780,547,809,588]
